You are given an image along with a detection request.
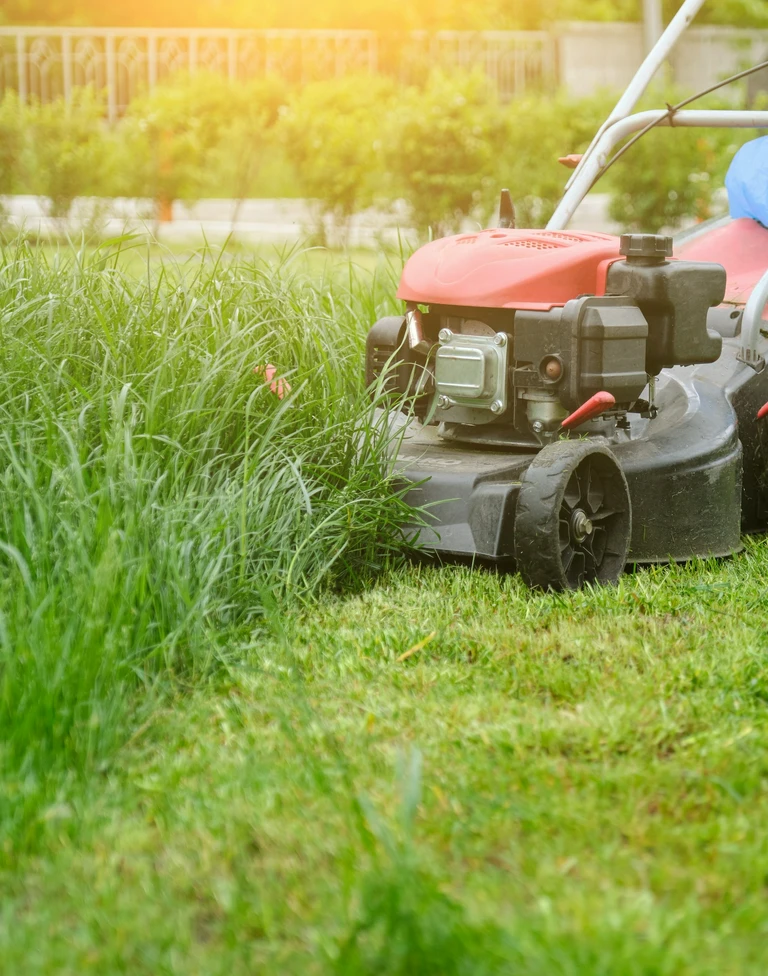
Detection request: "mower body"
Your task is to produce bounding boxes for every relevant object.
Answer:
[365,3,768,588]
[367,218,768,578]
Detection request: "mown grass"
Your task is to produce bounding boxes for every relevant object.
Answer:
[2,239,768,974]
[0,236,412,857]
[4,551,768,973]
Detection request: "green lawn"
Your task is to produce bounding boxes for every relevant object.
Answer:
[1,239,768,974]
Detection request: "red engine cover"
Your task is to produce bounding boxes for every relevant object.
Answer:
[397,228,623,310]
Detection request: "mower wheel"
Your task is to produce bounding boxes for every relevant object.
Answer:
[514,440,631,591]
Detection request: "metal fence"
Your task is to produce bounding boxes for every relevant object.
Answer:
[0,27,556,120]
[3,23,765,120]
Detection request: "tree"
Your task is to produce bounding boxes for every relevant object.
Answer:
[500,90,613,227]
[0,92,24,196]
[207,76,287,229]
[384,70,505,238]
[605,125,753,233]
[26,87,111,220]
[118,72,238,220]
[280,74,395,242]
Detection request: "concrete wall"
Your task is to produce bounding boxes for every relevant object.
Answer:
[557,22,645,97]
[557,21,768,99]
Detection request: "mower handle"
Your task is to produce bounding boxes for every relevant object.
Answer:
[562,0,707,197]
[548,110,768,231]
[740,267,768,372]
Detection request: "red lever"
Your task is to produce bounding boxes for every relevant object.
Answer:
[758,402,768,420]
[558,154,583,169]
[561,391,616,430]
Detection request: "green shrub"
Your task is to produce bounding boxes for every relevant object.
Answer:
[3,73,758,237]
[118,72,241,214]
[280,74,395,238]
[500,89,613,227]
[495,88,757,234]
[205,76,288,209]
[604,118,755,233]
[384,70,505,237]
[25,88,110,219]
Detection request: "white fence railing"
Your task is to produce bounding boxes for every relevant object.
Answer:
[0,27,556,120]
[1,24,767,120]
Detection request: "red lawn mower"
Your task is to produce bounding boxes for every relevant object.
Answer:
[366,0,768,589]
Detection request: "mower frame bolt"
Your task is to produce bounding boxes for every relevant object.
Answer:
[531,420,544,434]
[570,509,593,543]
[494,332,507,347]
[437,395,453,409]
[438,328,453,343]
[490,400,504,414]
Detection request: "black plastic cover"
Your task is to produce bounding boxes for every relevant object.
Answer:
[366,316,434,415]
[515,298,649,411]
[620,233,673,260]
[366,316,407,392]
[606,258,725,375]
[566,297,649,408]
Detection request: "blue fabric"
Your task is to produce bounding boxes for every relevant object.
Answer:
[726,136,768,226]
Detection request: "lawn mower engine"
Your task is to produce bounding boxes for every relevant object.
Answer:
[366,228,768,589]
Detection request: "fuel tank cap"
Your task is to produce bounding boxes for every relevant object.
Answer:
[620,233,673,262]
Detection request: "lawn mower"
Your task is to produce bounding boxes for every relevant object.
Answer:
[366,0,768,590]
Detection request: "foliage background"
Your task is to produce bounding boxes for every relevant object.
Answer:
[0,70,756,236]
[0,0,767,28]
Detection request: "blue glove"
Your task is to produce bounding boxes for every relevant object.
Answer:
[726,135,768,227]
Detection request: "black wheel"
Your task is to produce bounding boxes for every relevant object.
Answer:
[514,440,631,591]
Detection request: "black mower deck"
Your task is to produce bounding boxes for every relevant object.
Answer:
[397,340,768,567]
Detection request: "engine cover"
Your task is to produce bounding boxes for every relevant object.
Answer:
[397,228,623,310]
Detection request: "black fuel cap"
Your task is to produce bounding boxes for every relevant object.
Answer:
[619,233,673,262]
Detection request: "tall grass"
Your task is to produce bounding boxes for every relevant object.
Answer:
[0,237,412,856]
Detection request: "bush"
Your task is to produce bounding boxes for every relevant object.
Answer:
[384,70,506,237]
[2,73,758,238]
[499,90,613,227]
[604,112,756,232]
[205,76,288,212]
[280,74,395,239]
[493,89,757,234]
[25,88,111,219]
[118,72,243,217]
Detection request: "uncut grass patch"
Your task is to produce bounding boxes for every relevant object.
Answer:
[0,237,412,857]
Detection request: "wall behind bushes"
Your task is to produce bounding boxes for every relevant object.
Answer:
[0,70,759,236]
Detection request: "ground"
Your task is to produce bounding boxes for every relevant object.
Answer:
[1,239,767,974]
[4,551,768,974]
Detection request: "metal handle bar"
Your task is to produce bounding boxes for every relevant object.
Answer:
[547,109,768,230]
[562,0,707,194]
[740,268,768,370]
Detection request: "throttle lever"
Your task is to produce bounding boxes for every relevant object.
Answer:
[561,392,616,430]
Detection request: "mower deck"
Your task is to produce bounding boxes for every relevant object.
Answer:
[397,337,768,567]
